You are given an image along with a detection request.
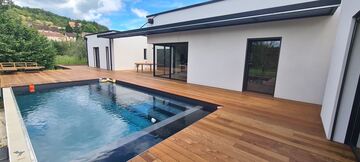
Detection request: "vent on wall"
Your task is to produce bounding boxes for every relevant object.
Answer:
[147,18,154,25]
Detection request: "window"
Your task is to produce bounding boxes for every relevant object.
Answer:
[144,48,147,60]
[243,38,281,95]
[106,47,110,70]
[153,42,188,81]
[93,47,100,68]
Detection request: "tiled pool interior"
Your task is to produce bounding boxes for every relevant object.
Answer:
[13,80,217,162]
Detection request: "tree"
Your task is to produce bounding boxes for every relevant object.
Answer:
[0,11,56,68]
[82,23,97,33]
[65,24,73,33]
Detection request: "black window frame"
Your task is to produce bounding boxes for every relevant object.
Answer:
[106,46,110,70]
[93,47,100,68]
[242,37,282,96]
[144,48,147,60]
[152,42,189,82]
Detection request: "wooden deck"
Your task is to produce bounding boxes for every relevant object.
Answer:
[0,66,356,162]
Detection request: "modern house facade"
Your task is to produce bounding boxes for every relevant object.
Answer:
[88,0,360,156]
[85,31,150,71]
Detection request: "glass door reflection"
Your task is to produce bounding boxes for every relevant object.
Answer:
[244,38,281,95]
[154,43,188,81]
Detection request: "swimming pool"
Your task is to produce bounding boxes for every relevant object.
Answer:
[12,80,217,162]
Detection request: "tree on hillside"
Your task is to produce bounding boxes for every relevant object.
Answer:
[65,24,73,33]
[0,11,56,68]
[82,23,98,33]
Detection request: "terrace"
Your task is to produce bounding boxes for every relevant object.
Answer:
[0,66,356,162]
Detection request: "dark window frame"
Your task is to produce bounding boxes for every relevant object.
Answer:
[144,48,147,60]
[243,37,282,96]
[152,42,189,82]
[106,46,110,70]
[93,47,100,68]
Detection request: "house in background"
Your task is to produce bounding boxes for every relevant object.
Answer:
[68,21,81,28]
[34,24,77,42]
[88,0,360,158]
[38,30,66,41]
[85,31,150,71]
[65,32,76,41]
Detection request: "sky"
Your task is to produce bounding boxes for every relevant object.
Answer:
[13,0,207,31]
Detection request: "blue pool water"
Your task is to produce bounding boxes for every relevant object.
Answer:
[14,82,205,162]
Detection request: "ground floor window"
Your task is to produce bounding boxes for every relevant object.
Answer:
[153,42,188,81]
[243,38,281,95]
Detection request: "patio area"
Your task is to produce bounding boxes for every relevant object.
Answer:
[0,66,356,162]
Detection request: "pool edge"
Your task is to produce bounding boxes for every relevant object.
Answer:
[3,88,37,162]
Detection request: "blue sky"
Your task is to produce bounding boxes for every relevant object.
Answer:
[13,0,207,31]
[111,0,207,30]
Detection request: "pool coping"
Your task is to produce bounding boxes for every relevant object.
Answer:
[4,79,219,162]
[3,88,37,162]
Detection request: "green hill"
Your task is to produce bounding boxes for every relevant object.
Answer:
[0,5,108,33]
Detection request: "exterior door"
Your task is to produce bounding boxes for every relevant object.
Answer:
[106,47,110,70]
[94,47,100,68]
[154,45,171,78]
[153,43,188,81]
[243,38,281,95]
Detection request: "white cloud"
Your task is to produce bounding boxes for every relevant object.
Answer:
[13,0,123,27]
[131,8,148,18]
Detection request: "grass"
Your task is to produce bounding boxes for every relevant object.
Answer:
[55,55,87,65]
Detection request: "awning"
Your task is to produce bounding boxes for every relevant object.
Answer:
[99,0,340,39]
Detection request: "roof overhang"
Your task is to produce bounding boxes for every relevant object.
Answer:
[99,0,341,39]
[84,30,118,38]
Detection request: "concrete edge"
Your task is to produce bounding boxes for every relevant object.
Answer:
[3,88,37,162]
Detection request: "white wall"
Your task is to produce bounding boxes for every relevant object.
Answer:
[148,13,339,104]
[321,0,360,141]
[150,0,314,26]
[112,36,148,71]
[86,34,110,69]
[332,27,360,142]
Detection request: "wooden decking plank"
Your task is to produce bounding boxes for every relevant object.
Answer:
[0,66,355,162]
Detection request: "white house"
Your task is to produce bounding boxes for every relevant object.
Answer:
[85,31,151,71]
[91,0,360,156]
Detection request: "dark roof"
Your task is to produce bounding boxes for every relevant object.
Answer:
[38,31,64,38]
[65,32,77,37]
[146,0,223,18]
[100,0,341,39]
[33,25,60,32]
[84,30,119,37]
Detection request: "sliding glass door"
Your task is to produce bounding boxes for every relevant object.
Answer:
[153,43,188,81]
[154,45,171,78]
[243,38,281,95]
